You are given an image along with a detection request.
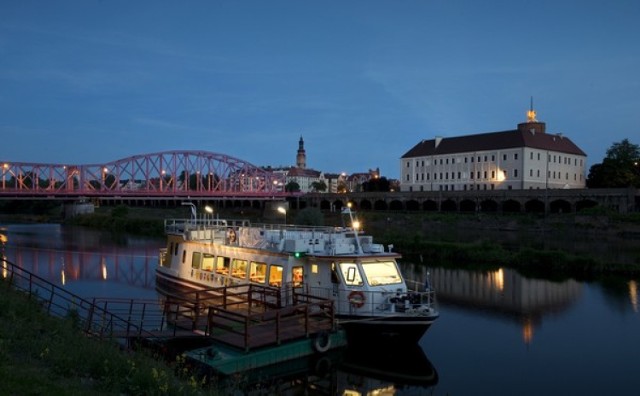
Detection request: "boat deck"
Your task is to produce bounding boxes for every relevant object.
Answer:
[162,284,337,351]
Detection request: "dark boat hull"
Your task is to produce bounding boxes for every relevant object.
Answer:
[338,314,438,345]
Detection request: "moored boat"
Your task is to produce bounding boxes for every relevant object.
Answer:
[155,206,439,344]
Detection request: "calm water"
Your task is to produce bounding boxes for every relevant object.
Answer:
[1,223,639,395]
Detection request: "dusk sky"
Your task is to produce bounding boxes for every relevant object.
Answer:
[1,1,638,179]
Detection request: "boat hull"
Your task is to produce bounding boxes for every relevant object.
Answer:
[338,314,438,345]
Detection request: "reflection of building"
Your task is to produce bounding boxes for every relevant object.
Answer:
[427,267,582,344]
[400,105,587,192]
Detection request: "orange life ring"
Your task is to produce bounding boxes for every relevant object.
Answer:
[348,291,365,308]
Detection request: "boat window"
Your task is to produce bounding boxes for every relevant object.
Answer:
[181,250,186,264]
[215,256,230,275]
[249,261,267,283]
[292,266,303,288]
[268,265,283,287]
[202,253,214,271]
[173,242,178,256]
[191,252,202,270]
[361,261,402,286]
[339,262,363,286]
[231,259,247,279]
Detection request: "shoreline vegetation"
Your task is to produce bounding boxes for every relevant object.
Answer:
[0,282,215,395]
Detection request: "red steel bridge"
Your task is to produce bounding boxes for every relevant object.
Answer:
[0,151,287,199]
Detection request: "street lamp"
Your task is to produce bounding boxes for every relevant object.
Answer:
[205,205,214,224]
[277,206,287,225]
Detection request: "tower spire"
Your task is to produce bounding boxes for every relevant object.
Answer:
[527,96,537,122]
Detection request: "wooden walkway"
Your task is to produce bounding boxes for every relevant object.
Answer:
[162,284,336,351]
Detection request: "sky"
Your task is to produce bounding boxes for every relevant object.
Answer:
[1,1,639,179]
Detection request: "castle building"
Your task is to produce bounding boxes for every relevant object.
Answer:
[400,107,587,192]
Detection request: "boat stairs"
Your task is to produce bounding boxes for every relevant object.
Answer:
[1,258,346,374]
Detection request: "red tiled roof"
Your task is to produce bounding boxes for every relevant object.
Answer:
[401,127,586,158]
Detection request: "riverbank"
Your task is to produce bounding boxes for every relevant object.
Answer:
[0,282,216,395]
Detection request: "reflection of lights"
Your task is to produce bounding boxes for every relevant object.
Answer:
[630,280,638,313]
[0,233,7,243]
[491,268,504,292]
[522,316,534,345]
[352,220,360,230]
[101,258,108,280]
[2,259,7,279]
[496,169,506,182]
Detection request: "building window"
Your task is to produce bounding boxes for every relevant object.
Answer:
[465,157,468,163]
[503,154,507,161]
[504,170,508,178]
[491,171,495,178]
[446,172,449,179]
[484,171,487,179]
[530,152,534,160]
[537,170,540,177]
[484,155,488,162]
[406,161,410,167]
[514,153,518,160]
[406,174,409,181]
[492,155,495,161]
[471,157,474,163]
[530,169,533,177]
[446,158,449,164]
[514,169,518,177]
[477,171,481,179]
[434,173,437,180]
[470,172,474,179]
[538,153,541,160]
[477,156,481,162]
[458,172,461,179]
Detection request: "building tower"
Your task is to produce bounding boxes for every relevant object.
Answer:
[296,136,306,169]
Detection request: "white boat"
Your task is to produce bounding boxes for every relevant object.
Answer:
[155,207,439,344]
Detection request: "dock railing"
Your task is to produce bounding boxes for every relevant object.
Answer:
[1,258,191,345]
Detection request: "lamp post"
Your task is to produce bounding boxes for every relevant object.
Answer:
[277,206,287,225]
[2,163,8,190]
[205,205,214,224]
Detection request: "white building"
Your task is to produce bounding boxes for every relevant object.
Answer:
[400,109,587,192]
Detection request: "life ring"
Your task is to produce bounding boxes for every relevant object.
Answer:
[313,331,331,353]
[348,291,365,308]
[227,228,237,243]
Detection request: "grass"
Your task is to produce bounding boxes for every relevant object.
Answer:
[0,282,219,396]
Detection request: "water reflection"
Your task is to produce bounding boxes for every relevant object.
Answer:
[220,344,438,395]
[402,263,583,345]
[1,224,161,299]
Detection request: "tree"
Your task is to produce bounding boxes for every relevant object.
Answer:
[587,139,640,188]
[311,180,327,192]
[285,181,300,192]
[362,177,391,192]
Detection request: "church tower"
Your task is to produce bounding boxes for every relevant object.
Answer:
[296,136,307,169]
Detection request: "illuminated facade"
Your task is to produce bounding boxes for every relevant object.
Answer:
[400,108,587,191]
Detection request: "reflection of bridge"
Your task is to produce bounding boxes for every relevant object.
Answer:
[0,151,287,199]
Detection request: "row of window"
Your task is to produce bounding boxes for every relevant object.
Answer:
[408,153,584,168]
[410,169,519,182]
[191,251,304,288]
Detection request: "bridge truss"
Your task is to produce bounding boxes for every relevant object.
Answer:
[0,151,286,198]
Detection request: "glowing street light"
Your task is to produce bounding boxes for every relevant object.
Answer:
[277,206,287,224]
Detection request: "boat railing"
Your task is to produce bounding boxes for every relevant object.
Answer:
[304,284,437,317]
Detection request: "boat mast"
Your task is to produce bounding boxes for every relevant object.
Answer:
[342,203,363,254]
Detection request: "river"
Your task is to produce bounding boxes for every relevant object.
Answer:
[1,223,639,395]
